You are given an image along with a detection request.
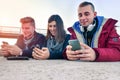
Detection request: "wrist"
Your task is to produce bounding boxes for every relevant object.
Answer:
[19,51,23,55]
[93,48,99,61]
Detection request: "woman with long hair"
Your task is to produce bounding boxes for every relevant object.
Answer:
[32,14,70,59]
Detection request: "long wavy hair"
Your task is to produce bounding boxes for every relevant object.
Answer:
[46,14,66,43]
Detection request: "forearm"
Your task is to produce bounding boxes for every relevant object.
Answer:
[22,50,33,58]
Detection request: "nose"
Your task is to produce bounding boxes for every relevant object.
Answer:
[22,28,26,33]
[51,27,55,31]
[80,16,87,23]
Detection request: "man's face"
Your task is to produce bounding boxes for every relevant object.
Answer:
[21,23,35,39]
[78,5,97,27]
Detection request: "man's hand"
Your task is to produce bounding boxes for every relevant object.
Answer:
[0,43,11,57]
[76,43,96,61]
[66,45,80,60]
[66,43,96,61]
[0,48,11,57]
[7,45,22,56]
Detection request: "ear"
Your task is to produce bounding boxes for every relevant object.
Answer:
[94,11,97,17]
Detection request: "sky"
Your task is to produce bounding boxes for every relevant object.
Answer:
[0,0,120,29]
[0,0,120,44]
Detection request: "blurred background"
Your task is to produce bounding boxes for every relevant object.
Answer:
[0,0,120,45]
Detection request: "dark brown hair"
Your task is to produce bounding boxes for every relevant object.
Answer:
[46,14,66,42]
[79,1,95,12]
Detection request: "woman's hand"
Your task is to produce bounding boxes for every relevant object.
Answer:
[76,43,96,61]
[32,47,50,60]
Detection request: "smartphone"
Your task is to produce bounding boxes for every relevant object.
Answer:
[35,44,40,48]
[2,41,9,45]
[7,56,29,60]
[1,41,9,48]
[31,44,40,49]
[68,39,81,51]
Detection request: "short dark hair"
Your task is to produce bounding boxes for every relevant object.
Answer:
[79,1,95,11]
[20,17,35,27]
[46,14,66,42]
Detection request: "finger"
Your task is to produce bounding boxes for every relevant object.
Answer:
[67,54,80,60]
[5,45,12,48]
[33,47,41,52]
[32,52,36,57]
[75,49,89,54]
[66,45,72,51]
[1,44,8,48]
[41,47,48,51]
[66,50,80,56]
[7,48,13,53]
[0,51,8,55]
[33,48,43,55]
[33,55,40,60]
[80,42,90,49]
[35,51,42,56]
[68,57,79,61]
[68,54,80,59]
[77,53,90,58]
[32,52,41,60]
[80,57,91,61]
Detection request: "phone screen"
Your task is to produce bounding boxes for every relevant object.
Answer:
[68,39,81,51]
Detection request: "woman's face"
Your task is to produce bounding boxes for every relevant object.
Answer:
[48,21,57,36]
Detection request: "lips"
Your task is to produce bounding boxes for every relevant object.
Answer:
[80,20,88,26]
[51,31,56,36]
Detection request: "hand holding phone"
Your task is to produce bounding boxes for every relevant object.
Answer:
[68,39,81,51]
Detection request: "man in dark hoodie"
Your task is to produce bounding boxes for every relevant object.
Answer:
[0,17,46,58]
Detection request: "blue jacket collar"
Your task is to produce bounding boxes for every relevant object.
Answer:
[73,16,104,33]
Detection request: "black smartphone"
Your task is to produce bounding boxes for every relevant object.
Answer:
[35,44,40,48]
[2,41,9,45]
[7,56,29,60]
[68,39,81,51]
